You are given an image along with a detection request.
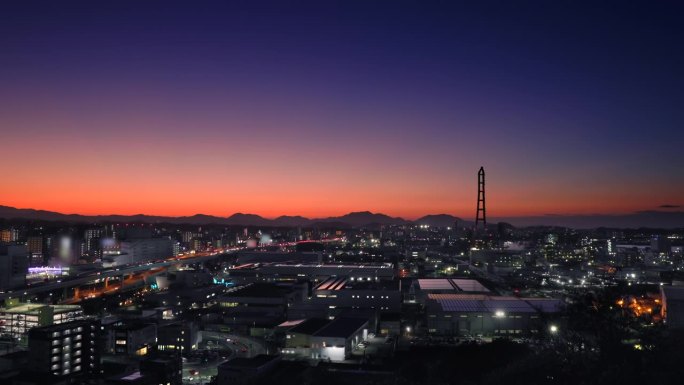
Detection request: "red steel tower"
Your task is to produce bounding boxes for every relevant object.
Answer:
[475,167,486,231]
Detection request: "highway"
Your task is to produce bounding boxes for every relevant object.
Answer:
[0,248,242,302]
[1,238,346,303]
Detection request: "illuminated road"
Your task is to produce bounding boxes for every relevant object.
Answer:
[0,248,243,302]
[1,238,345,303]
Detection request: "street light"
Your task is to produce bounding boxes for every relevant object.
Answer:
[549,325,559,334]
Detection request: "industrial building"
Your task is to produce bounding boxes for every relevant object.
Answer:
[424,293,563,336]
[661,286,684,328]
[281,317,369,361]
[216,355,282,385]
[311,276,401,313]
[228,263,395,284]
[410,278,491,304]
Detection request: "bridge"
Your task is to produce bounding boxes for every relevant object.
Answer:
[0,248,240,303]
[2,238,346,304]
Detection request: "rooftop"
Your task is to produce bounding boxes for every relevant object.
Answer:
[0,303,81,314]
[313,317,368,338]
[417,278,490,293]
[314,276,399,291]
[288,318,330,335]
[226,283,298,298]
[428,294,563,313]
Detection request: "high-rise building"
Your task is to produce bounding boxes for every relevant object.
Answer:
[607,238,617,256]
[27,235,43,254]
[0,228,20,243]
[27,319,101,380]
[27,235,44,266]
[181,231,194,244]
[84,228,103,258]
[191,238,203,252]
[0,244,29,289]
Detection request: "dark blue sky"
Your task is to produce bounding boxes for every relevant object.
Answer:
[1,1,682,218]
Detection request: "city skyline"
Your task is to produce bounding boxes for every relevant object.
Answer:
[2,1,683,220]
[2,2,684,384]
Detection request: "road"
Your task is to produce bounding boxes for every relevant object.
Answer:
[0,248,242,302]
[182,332,267,384]
[2,238,345,303]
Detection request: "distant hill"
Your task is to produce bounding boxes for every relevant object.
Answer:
[313,211,407,227]
[272,216,311,227]
[0,206,405,228]
[415,214,463,228]
[1,205,682,229]
[225,213,270,226]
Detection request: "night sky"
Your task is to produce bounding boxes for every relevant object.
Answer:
[1,1,682,219]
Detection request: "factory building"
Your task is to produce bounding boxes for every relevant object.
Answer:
[310,276,401,313]
[281,317,369,361]
[425,294,563,336]
[661,286,684,328]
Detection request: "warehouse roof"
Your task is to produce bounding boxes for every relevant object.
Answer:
[428,293,562,314]
[313,317,368,338]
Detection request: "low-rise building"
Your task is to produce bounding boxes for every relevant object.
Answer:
[281,317,369,361]
[661,286,684,328]
[109,323,157,356]
[424,293,563,336]
[0,302,84,343]
[216,355,281,385]
[410,278,491,304]
[311,276,401,313]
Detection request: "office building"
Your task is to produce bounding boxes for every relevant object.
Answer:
[26,236,44,266]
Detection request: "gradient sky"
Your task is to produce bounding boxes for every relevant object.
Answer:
[1,1,683,219]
